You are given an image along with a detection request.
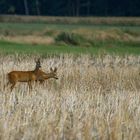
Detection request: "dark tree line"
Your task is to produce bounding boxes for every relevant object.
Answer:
[0,0,140,16]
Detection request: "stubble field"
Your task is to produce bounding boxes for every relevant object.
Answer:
[0,54,139,140]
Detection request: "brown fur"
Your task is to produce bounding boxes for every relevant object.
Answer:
[7,59,41,91]
[7,67,58,91]
[7,70,40,91]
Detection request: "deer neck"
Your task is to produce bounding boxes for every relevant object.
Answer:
[44,73,53,79]
[33,67,40,73]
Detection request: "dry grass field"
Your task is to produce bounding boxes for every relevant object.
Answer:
[0,54,139,140]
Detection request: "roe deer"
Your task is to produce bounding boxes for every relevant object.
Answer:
[37,67,58,84]
[7,59,41,91]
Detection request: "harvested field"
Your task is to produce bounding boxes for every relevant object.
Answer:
[0,54,139,140]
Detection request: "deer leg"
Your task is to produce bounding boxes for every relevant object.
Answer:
[10,82,16,92]
[28,81,32,90]
[7,81,10,86]
[4,81,10,90]
[39,79,45,84]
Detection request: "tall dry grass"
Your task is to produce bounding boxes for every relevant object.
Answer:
[0,54,140,140]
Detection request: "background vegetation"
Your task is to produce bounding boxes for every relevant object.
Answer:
[0,0,140,16]
[0,17,140,55]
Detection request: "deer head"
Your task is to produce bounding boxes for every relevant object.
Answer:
[49,67,58,79]
[35,58,41,70]
[42,67,58,80]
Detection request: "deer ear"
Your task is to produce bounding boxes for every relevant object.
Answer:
[35,58,40,63]
[35,58,41,68]
[37,58,41,63]
[54,67,57,72]
[50,67,53,72]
